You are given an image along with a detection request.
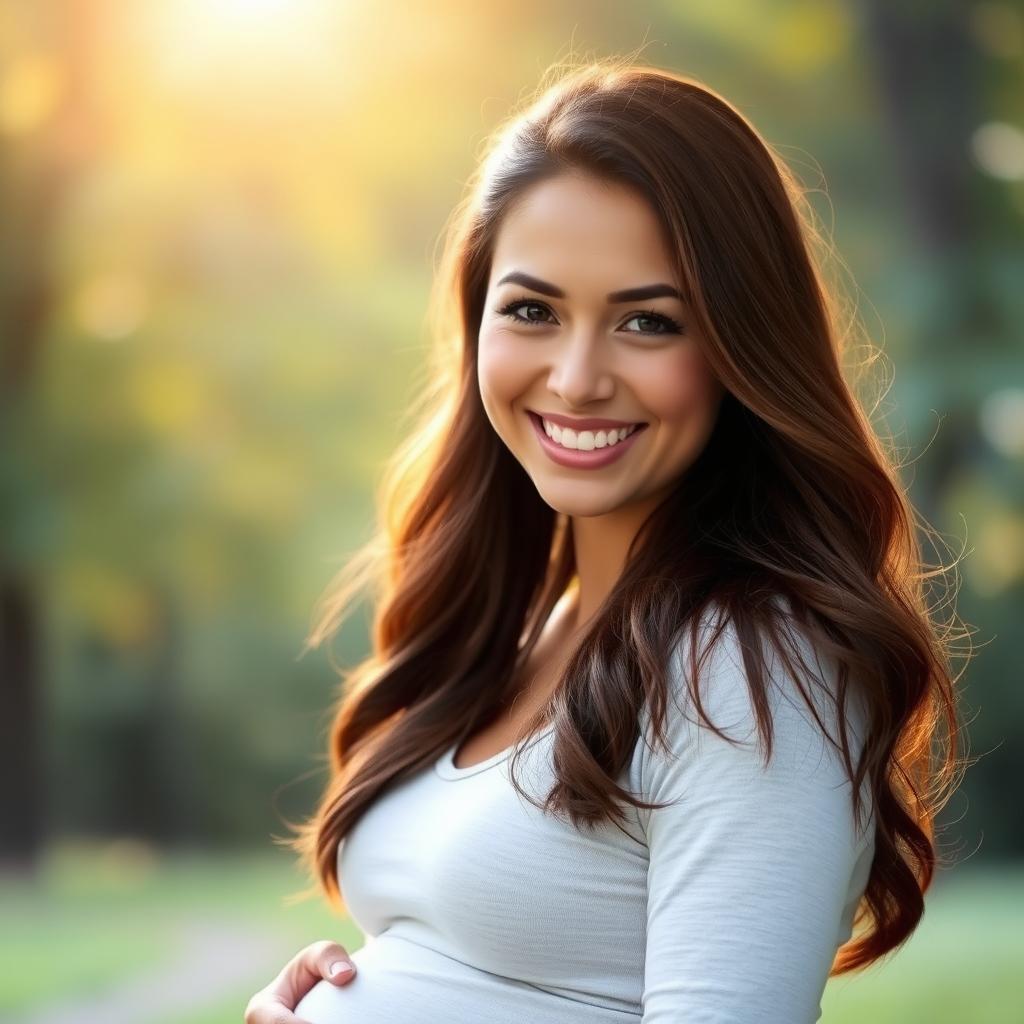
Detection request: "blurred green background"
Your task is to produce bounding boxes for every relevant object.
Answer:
[1,0,1021,1021]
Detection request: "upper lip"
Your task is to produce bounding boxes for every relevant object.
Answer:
[529,410,647,430]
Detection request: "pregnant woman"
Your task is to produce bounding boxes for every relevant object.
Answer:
[245,57,964,1024]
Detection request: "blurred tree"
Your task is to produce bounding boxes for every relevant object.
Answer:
[854,0,998,500]
[0,0,101,872]
[854,0,1021,853]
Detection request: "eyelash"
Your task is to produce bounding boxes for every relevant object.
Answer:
[494,296,685,337]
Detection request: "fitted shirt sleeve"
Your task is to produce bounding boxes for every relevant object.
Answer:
[638,618,872,1024]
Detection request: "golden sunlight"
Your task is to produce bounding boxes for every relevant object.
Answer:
[139,0,350,92]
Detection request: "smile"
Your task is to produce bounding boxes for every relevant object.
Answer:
[526,411,648,469]
[540,416,641,450]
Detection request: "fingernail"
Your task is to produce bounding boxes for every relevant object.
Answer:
[329,961,354,977]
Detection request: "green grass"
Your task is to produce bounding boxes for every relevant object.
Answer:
[0,839,359,1018]
[821,865,1024,1023]
[2,841,1020,1022]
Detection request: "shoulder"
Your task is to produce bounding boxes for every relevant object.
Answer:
[649,595,869,755]
[634,596,873,844]
[633,597,877,1022]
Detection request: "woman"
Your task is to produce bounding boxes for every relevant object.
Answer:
[245,57,965,1023]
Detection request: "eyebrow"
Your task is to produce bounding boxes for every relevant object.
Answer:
[495,270,684,304]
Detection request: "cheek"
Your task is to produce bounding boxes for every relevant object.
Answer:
[477,328,530,404]
[636,346,722,425]
[476,328,538,443]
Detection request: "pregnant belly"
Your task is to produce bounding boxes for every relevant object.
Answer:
[293,931,640,1024]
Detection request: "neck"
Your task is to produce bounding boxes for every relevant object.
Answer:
[568,491,664,623]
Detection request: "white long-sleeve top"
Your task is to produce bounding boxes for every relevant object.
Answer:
[295,613,876,1023]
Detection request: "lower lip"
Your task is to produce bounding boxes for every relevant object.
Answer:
[527,412,648,469]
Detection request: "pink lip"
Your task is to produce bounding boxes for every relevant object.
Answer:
[529,409,646,431]
[526,411,648,469]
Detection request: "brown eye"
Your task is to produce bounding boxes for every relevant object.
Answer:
[495,299,684,337]
[496,299,555,325]
[621,311,685,336]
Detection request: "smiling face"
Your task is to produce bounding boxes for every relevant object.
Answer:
[477,171,726,519]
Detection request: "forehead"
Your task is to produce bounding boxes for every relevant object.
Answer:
[490,172,679,290]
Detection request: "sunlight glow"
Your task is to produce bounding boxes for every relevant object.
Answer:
[142,0,347,92]
[218,0,295,17]
[0,53,63,136]
[73,272,149,342]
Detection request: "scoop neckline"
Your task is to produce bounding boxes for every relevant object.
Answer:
[434,720,557,780]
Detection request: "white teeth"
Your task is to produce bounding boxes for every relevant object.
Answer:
[541,417,639,450]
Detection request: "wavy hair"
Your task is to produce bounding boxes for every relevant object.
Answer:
[282,56,969,975]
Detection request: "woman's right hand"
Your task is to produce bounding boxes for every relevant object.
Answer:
[244,939,357,1024]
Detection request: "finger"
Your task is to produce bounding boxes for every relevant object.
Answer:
[244,993,304,1024]
[285,940,356,992]
[326,958,356,983]
[247,988,325,1024]
[313,940,357,985]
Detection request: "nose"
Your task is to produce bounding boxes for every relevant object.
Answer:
[545,328,614,407]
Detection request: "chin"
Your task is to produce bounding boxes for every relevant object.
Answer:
[530,485,632,518]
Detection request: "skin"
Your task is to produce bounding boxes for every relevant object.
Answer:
[245,170,726,1021]
[478,170,726,631]
[244,939,356,1023]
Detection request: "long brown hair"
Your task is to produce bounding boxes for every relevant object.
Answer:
[282,56,969,976]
